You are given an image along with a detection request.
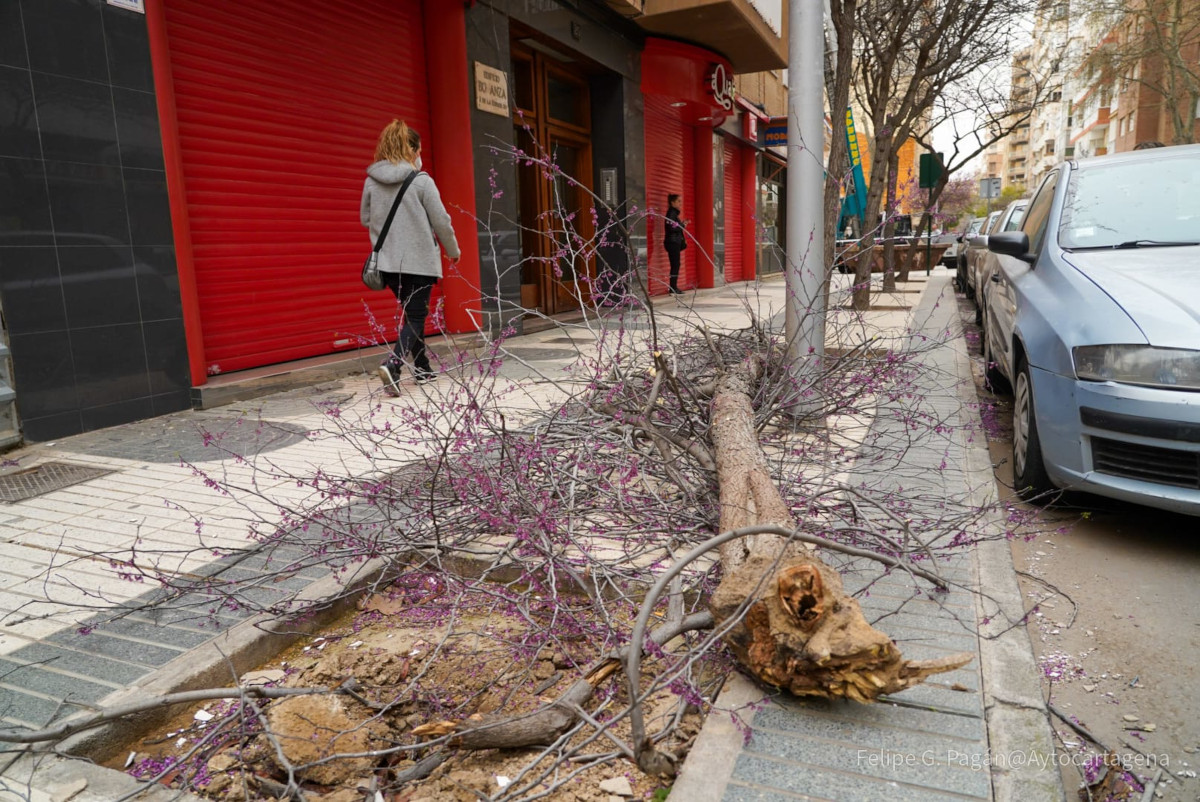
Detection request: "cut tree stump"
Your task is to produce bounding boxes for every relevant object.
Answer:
[707,356,972,701]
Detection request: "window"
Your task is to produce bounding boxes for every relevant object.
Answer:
[1050,90,1062,102]
[1022,170,1060,255]
[1045,139,1056,155]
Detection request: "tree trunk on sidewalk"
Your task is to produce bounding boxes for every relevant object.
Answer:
[881,149,901,293]
[708,357,971,700]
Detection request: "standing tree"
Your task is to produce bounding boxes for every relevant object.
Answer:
[1081,0,1200,145]
[843,0,1039,307]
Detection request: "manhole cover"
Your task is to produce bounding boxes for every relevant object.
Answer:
[0,462,113,503]
[62,415,310,464]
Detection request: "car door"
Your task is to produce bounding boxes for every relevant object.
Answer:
[987,173,1058,382]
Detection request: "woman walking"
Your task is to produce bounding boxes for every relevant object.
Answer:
[663,193,689,294]
[361,119,460,393]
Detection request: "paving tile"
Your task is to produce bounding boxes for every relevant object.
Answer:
[729,753,988,802]
[0,658,120,700]
[0,686,85,729]
[772,697,985,742]
[5,643,151,686]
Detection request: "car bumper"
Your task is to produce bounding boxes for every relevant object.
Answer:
[1030,366,1200,516]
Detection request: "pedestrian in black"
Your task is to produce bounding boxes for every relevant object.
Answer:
[664,193,690,294]
[361,120,460,393]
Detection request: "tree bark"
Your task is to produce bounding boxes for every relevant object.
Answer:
[708,358,971,701]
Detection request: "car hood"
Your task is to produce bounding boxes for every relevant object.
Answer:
[1061,248,1200,348]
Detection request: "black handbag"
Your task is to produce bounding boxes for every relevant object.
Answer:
[362,170,420,290]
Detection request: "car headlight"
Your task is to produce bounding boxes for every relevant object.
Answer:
[1073,345,1200,390]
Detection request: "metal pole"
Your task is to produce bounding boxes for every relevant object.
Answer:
[785,0,827,408]
[926,186,932,276]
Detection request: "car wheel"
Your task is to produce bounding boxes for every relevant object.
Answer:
[1013,356,1052,500]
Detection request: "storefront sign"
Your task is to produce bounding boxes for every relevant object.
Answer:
[707,63,736,111]
[474,62,510,118]
[763,117,787,147]
[106,0,144,11]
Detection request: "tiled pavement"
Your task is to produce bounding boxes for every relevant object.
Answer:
[0,272,1061,800]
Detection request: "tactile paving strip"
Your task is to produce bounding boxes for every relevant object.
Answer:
[0,462,113,503]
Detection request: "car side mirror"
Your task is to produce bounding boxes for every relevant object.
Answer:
[988,231,1034,263]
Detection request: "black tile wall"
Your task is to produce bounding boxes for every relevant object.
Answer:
[0,157,54,242]
[0,246,67,333]
[0,0,189,443]
[20,0,107,82]
[0,1,29,70]
[0,66,40,159]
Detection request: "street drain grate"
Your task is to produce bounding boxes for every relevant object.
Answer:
[0,462,113,503]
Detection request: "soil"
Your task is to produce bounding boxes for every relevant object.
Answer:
[107,579,701,801]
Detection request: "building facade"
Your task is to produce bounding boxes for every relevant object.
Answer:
[0,0,787,444]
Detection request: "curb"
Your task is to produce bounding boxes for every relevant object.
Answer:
[58,556,389,763]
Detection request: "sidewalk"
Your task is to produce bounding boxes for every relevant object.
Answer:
[0,272,1060,800]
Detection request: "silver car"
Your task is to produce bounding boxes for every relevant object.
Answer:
[972,198,1029,317]
[983,144,1200,515]
[963,209,1001,299]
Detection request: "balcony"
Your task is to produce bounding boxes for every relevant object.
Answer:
[636,0,786,72]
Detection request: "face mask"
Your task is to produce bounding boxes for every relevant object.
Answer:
[413,155,423,171]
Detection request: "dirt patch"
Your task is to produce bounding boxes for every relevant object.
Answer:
[110,577,704,801]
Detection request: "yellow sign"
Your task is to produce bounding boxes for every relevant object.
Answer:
[845,108,862,167]
[474,62,510,118]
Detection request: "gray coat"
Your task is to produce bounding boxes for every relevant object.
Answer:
[360,160,460,278]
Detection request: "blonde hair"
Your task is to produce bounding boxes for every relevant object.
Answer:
[374,119,421,164]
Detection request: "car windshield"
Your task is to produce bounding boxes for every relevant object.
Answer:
[1059,152,1200,249]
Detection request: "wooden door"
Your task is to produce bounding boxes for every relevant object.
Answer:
[510,40,595,316]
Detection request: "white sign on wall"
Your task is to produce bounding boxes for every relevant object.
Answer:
[474,63,510,118]
[107,0,145,12]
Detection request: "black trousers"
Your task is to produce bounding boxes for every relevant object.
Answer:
[666,245,683,291]
[381,272,437,371]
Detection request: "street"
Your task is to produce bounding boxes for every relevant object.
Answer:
[960,293,1200,801]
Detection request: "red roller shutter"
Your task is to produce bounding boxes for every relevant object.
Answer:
[163,0,431,375]
[644,96,695,295]
[723,138,744,284]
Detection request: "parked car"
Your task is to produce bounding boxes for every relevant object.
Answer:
[938,229,963,268]
[962,209,1001,299]
[982,144,1200,515]
[954,217,985,292]
[971,198,1029,318]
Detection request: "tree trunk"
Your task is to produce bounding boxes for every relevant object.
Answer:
[881,149,901,292]
[708,358,971,700]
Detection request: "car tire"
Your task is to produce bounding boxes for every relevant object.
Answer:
[1013,356,1052,501]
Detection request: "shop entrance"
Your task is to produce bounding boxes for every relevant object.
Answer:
[511,35,595,316]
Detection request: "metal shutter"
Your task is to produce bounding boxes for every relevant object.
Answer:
[723,137,744,284]
[644,95,695,295]
[163,0,431,374]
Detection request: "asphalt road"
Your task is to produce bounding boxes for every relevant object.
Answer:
[959,294,1200,801]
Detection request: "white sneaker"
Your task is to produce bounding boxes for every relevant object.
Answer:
[377,363,402,397]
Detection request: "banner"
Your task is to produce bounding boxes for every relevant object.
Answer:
[840,107,869,227]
